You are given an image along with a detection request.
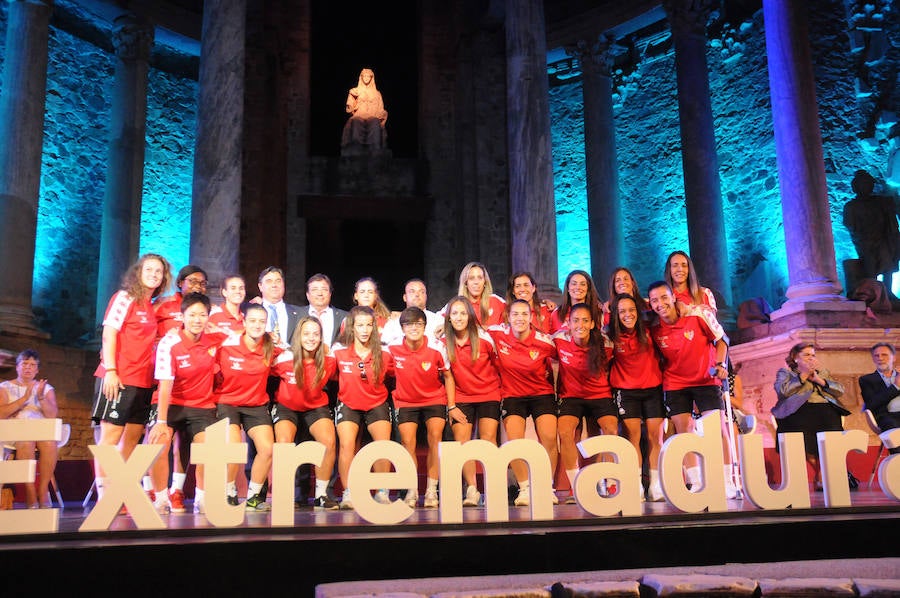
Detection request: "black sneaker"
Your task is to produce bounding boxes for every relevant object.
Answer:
[313,495,339,511]
[227,495,239,506]
[245,493,271,511]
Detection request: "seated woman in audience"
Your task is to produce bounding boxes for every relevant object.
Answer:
[271,316,339,510]
[607,294,666,501]
[0,349,58,508]
[506,271,553,333]
[773,342,848,491]
[550,270,603,333]
[664,250,717,310]
[443,296,503,507]
[332,306,395,509]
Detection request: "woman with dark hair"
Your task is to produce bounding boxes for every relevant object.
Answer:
[488,299,559,506]
[449,262,506,327]
[601,267,649,326]
[214,303,280,511]
[664,250,717,310]
[271,316,339,510]
[549,270,603,333]
[443,296,503,507]
[553,303,616,502]
[773,342,848,490]
[92,253,172,503]
[506,271,553,333]
[607,293,666,501]
[350,277,393,331]
[209,274,247,333]
[332,305,395,509]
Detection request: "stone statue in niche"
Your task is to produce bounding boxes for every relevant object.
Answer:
[341,68,388,156]
[843,169,900,307]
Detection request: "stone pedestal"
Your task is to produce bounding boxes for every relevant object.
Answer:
[0,0,53,337]
[190,0,245,287]
[95,14,154,326]
[664,0,733,310]
[506,0,559,296]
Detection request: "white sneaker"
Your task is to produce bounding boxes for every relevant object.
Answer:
[462,486,481,507]
[423,489,439,508]
[374,489,391,504]
[154,500,171,515]
[405,491,418,508]
[725,478,741,500]
[193,499,205,514]
[340,490,353,510]
[648,482,665,502]
[514,489,529,507]
[551,489,559,505]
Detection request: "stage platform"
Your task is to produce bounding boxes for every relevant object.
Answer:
[2,488,898,596]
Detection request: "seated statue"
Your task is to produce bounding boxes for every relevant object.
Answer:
[843,169,900,292]
[341,68,388,155]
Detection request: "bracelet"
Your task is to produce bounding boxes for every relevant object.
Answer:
[157,419,167,425]
[448,405,458,412]
[716,362,726,368]
[105,368,117,373]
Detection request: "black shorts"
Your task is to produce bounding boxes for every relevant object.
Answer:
[664,385,723,417]
[558,397,618,420]
[216,404,273,432]
[501,394,558,420]
[616,386,666,420]
[91,383,153,426]
[451,401,501,426]
[396,404,446,425]
[272,403,334,430]
[334,401,391,427]
[150,404,218,440]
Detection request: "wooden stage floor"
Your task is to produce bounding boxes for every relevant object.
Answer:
[2,488,898,596]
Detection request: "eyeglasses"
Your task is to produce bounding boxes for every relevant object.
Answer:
[401,321,425,329]
[357,361,367,381]
[185,277,208,287]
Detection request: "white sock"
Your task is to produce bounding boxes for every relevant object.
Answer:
[96,477,107,500]
[194,488,205,503]
[649,469,660,488]
[724,465,737,486]
[686,466,702,487]
[518,480,530,493]
[315,479,328,499]
[142,476,153,492]
[566,468,579,493]
[426,477,438,492]
[226,481,237,497]
[171,472,187,492]
[248,481,263,497]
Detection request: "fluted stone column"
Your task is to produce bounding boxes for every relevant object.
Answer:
[95,14,154,325]
[190,0,245,286]
[506,0,559,296]
[570,36,623,284]
[0,0,53,336]
[663,0,733,310]
[763,0,843,303]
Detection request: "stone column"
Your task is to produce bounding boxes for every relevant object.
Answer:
[506,0,559,296]
[663,0,733,309]
[0,0,53,336]
[763,0,843,303]
[190,0,245,286]
[569,35,623,285]
[95,14,154,325]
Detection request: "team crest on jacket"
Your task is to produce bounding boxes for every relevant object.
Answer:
[683,330,694,341]
[421,362,432,371]
[529,350,540,360]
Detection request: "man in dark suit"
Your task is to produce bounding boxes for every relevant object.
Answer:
[859,342,900,438]
[297,273,348,347]
[258,266,302,345]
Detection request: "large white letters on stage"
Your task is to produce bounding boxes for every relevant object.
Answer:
[1,416,897,532]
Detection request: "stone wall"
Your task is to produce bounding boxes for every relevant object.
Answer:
[550,1,898,307]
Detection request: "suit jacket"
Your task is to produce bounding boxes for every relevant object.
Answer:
[297,305,348,347]
[859,370,900,429]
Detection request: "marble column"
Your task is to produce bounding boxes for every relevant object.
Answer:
[569,36,623,285]
[506,0,559,296]
[763,0,843,303]
[95,14,154,326]
[190,0,245,286]
[0,0,53,336]
[663,0,733,309]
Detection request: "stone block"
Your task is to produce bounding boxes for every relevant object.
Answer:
[432,590,550,598]
[854,578,900,597]
[639,574,757,596]
[556,580,640,597]
[757,577,856,596]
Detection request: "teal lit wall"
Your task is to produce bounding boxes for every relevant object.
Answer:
[550,3,898,306]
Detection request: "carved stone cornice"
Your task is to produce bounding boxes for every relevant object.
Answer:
[662,0,716,36]
[565,34,616,77]
[112,14,154,62]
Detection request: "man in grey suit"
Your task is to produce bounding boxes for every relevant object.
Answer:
[298,273,348,347]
